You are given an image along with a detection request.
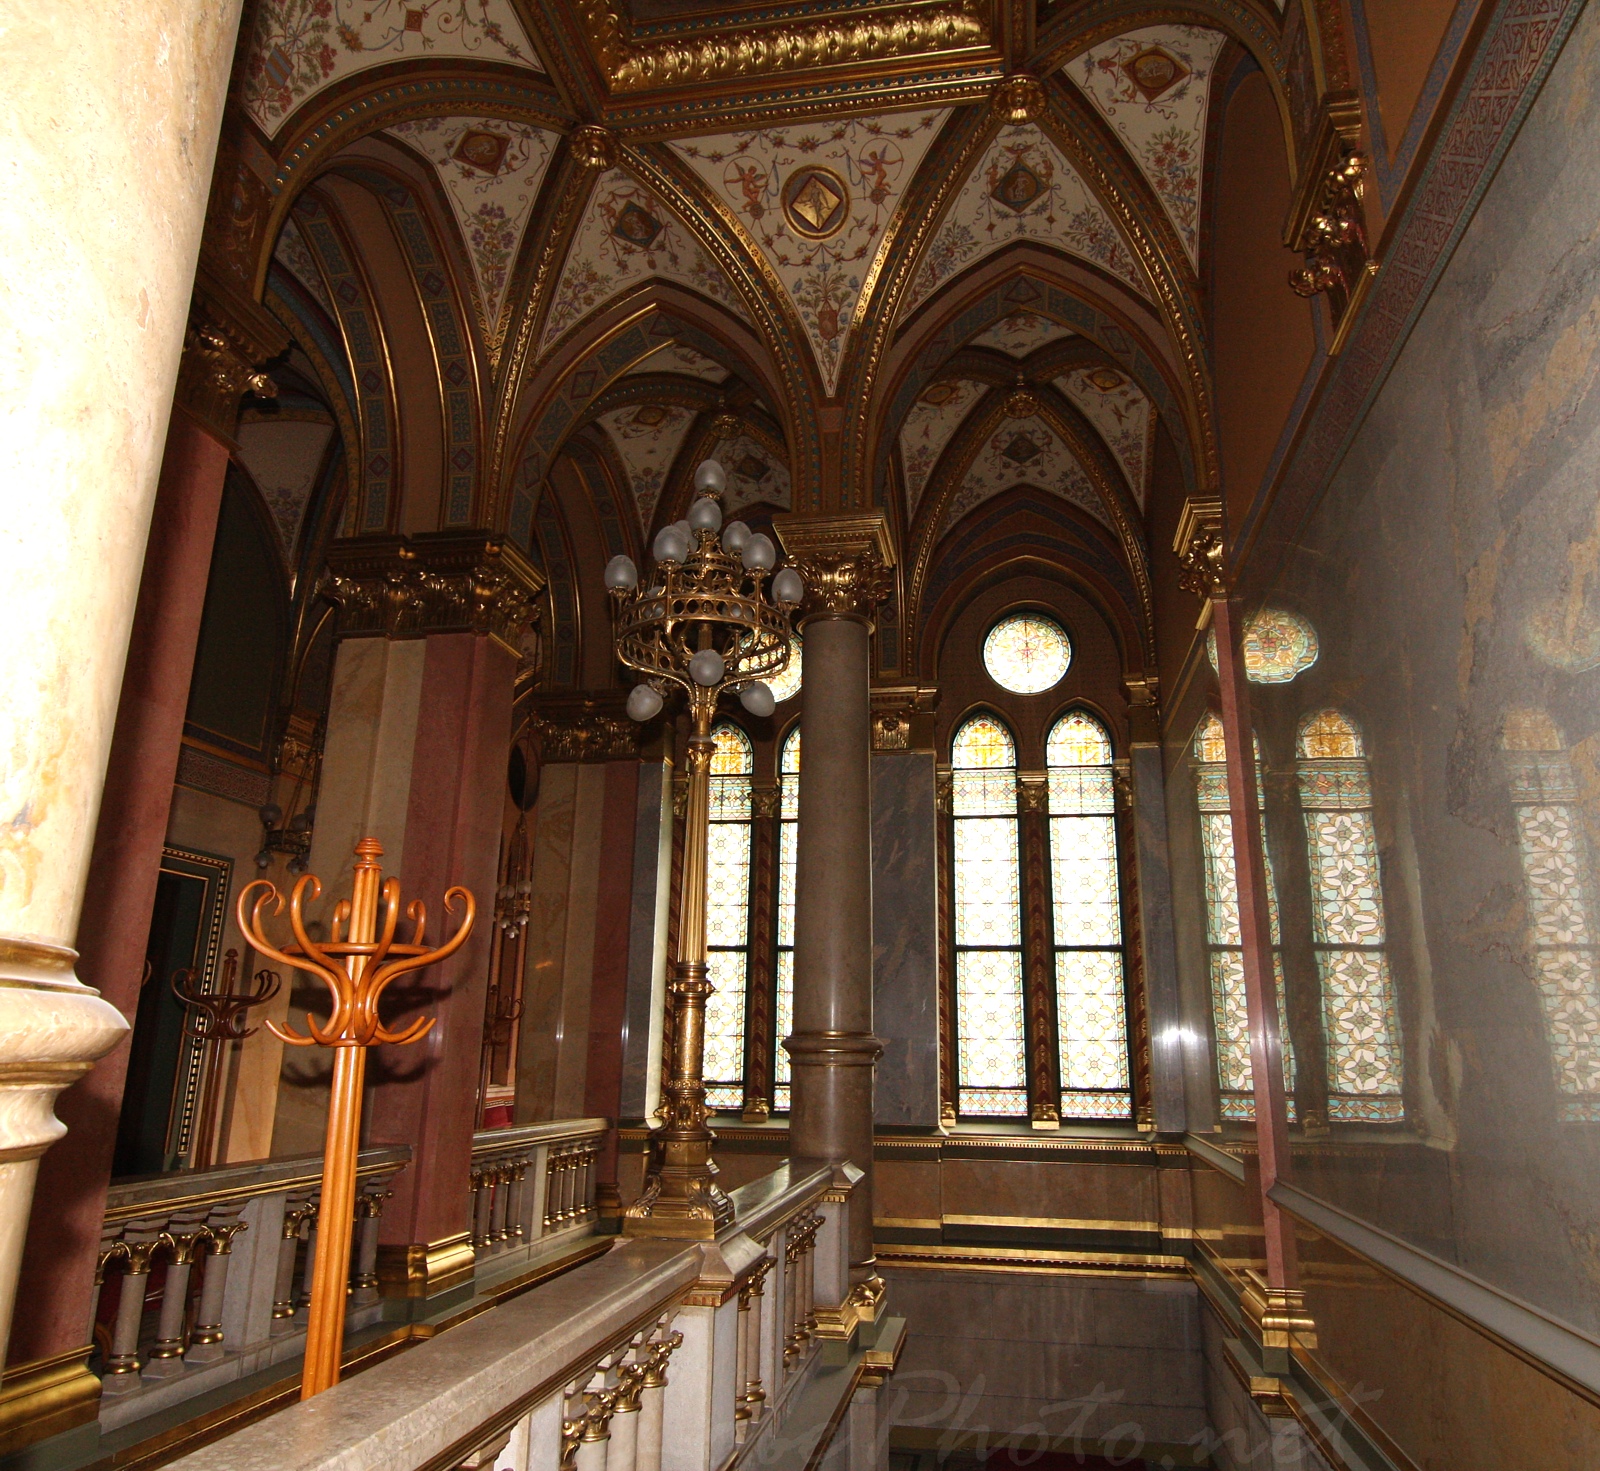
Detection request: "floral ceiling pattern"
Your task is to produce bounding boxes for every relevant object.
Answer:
[899,378,987,515]
[1067,25,1228,266]
[969,310,1076,357]
[272,218,335,317]
[237,418,335,559]
[543,171,749,350]
[942,415,1107,533]
[672,111,948,393]
[904,125,1147,317]
[387,117,558,360]
[708,433,792,514]
[1055,366,1153,507]
[596,402,696,532]
[623,343,730,383]
[241,0,541,136]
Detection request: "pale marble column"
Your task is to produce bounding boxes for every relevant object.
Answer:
[0,0,246,1360]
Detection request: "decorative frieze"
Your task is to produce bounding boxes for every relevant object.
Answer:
[870,685,937,751]
[529,692,641,763]
[322,533,545,655]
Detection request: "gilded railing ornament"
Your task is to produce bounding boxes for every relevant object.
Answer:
[605,459,804,1238]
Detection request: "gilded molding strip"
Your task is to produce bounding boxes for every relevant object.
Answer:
[1270,1182,1600,1407]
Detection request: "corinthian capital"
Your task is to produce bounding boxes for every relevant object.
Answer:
[175,273,289,439]
[772,511,894,626]
[1172,496,1227,600]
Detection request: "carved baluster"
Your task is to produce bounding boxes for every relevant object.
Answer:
[635,1325,682,1471]
[609,1345,646,1471]
[783,1226,804,1369]
[145,1224,208,1376]
[490,1164,511,1246]
[472,1165,493,1249]
[544,1150,561,1231]
[352,1186,388,1302]
[187,1216,247,1363]
[734,1278,753,1441]
[505,1160,528,1244]
[297,1201,320,1314]
[101,1237,159,1393]
[273,1199,313,1330]
[741,1257,771,1425]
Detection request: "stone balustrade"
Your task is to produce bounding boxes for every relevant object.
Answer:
[469,1119,606,1263]
[161,1161,905,1471]
[91,1146,409,1432]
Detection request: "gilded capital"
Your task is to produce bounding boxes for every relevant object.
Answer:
[773,511,894,626]
[528,692,641,763]
[175,282,287,440]
[1172,496,1226,599]
[321,532,545,655]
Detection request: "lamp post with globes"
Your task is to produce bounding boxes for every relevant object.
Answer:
[604,458,804,1238]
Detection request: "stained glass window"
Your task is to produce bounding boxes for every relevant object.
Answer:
[1206,608,1319,685]
[951,714,1027,1116]
[769,636,803,705]
[983,613,1072,694]
[1296,711,1404,1122]
[1047,712,1132,1120]
[704,721,753,1111]
[773,726,800,1112]
[1193,713,1294,1120]
[1502,709,1600,1122]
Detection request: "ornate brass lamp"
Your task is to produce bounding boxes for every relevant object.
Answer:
[236,839,475,1397]
[607,459,804,1238]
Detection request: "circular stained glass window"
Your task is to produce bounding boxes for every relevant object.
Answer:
[768,636,802,703]
[983,613,1072,694]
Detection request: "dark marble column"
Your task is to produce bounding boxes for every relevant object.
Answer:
[775,515,892,1287]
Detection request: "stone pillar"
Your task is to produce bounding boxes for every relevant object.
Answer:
[774,515,892,1291]
[0,0,248,1435]
[1124,677,1187,1136]
[310,534,541,1299]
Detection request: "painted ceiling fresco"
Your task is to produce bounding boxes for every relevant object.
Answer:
[1067,26,1228,267]
[272,218,335,317]
[596,403,697,532]
[942,415,1106,534]
[968,310,1075,357]
[708,433,792,514]
[1055,366,1153,507]
[899,378,987,515]
[241,0,542,136]
[903,125,1147,317]
[672,111,948,393]
[623,343,730,383]
[543,171,749,350]
[237,418,335,561]
[387,117,558,360]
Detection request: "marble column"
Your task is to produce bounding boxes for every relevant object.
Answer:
[310,535,540,1298]
[774,516,892,1288]
[0,0,247,1417]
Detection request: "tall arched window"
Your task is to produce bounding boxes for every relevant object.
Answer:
[1192,713,1292,1119]
[951,713,1027,1117]
[1047,711,1131,1119]
[1296,711,1403,1121]
[773,725,801,1113]
[704,721,754,1111]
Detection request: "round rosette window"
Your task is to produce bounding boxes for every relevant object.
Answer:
[983,612,1072,694]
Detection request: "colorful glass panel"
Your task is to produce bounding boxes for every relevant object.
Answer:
[1505,718,1600,1121]
[773,726,800,1112]
[1046,711,1131,1119]
[705,721,753,1108]
[1297,710,1404,1122]
[951,714,1027,1117]
[769,635,803,704]
[983,613,1072,694]
[1205,607,1319,685]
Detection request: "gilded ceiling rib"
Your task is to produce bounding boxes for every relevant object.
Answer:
[905,387,1155,666]
[573,0,993,94]
[624,141,825,510]
[1042,77,1219,495]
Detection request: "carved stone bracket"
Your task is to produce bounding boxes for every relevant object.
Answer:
[176,275,289,441]
[528,692,641,763]
[1288,148,1370,327]
[773,511,895,627]
[321,532,545,655]
[1172,496,1226,601]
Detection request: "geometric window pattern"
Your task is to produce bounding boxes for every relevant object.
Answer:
[1295,711,1404,1122]
[1206,606,1319,684]
[1503,708,1600,1122]
[704,721,754,1110]
[773,726,801,1113]
[951,713,1028,1117]
[984,612,1073,694]
[1192,713,1293,1121]
[1047,712,1132,1120]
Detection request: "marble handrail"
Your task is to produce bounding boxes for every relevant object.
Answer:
[469,1118,607,1255]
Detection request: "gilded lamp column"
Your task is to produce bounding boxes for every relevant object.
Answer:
[0,0,246,1361]
[773,514,892,1287]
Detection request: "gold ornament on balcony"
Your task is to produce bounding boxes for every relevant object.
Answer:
[605,459,804,1238]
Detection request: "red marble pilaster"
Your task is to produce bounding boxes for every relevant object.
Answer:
[368,632,513,1290]
[8,412,230,1367]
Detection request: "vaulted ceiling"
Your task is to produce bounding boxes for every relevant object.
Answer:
[209,0,1355,690]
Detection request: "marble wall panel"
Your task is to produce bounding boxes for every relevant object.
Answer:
[936,1156,1160,1227]
[873,752,941,1128]
[1197,1307,1333,1471]
[875,1156,944,1225]
[620,761,672,1121]
[517,765,578,1122]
